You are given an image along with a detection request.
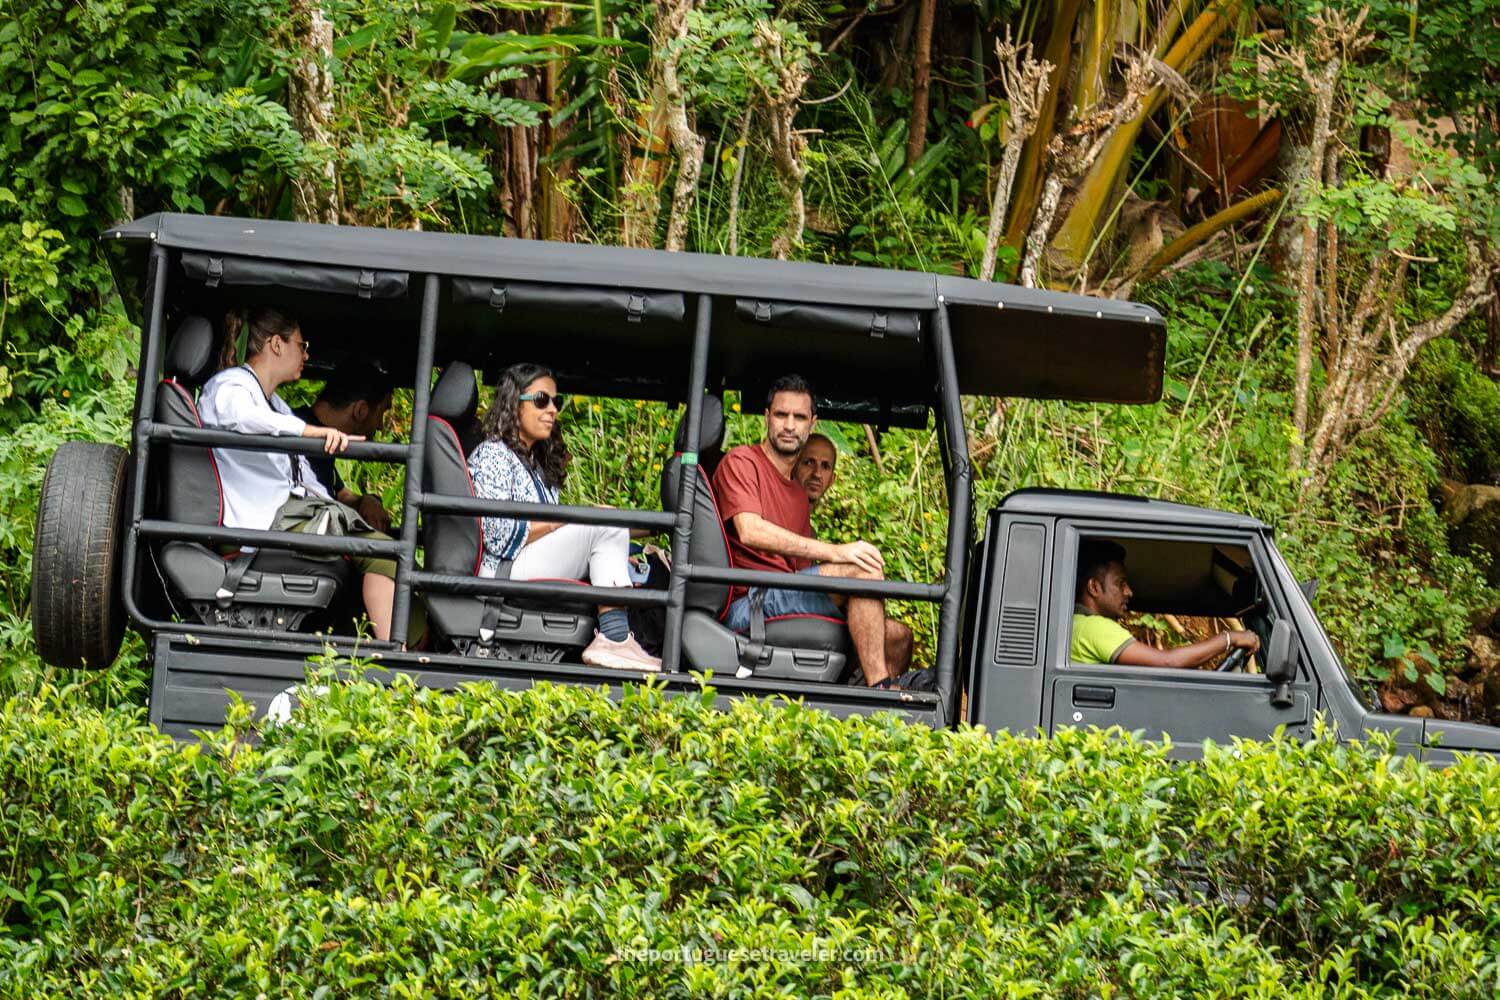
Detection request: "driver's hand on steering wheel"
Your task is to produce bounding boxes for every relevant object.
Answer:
[1227,629,1261,652]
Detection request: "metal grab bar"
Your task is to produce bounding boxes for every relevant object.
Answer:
[681,565,944,602]
[144,423,409,462]
[406,571,669,608]
[418,493,676,531]
[136,520,404,558]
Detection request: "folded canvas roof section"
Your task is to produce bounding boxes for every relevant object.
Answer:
[104,213,1165,406]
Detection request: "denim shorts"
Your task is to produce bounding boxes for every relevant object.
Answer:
[725,566,845,632]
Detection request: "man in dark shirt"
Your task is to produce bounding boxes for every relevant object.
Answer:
[714,375,908,688]
[294,363,395,531]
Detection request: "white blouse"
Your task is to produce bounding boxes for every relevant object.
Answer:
[196,366,330,530]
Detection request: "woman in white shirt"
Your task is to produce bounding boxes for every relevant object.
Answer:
[197,307,401,640]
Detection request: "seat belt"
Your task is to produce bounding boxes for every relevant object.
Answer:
[477,600,523,647]
[736,589,767,678]
[216,552,256,606]
[478,600,499,647]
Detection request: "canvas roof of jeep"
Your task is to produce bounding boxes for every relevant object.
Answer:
[103,213,1165,410]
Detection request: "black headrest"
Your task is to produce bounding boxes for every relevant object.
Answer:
[164,315,217,385]
[430,362,478,426]
[673,394,725,455]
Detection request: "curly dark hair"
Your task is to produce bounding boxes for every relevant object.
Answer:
[481,362,571,491]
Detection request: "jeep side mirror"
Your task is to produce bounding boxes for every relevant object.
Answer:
[1264,619,1296,709]
[1300,577,1318,605]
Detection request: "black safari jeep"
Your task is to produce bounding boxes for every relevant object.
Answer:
[29,213,1500,761]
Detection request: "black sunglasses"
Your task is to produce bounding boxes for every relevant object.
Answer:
[519,390,567,412]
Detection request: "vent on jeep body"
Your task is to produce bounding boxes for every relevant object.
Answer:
[993,521,1046,667]
[997,604,1040,664]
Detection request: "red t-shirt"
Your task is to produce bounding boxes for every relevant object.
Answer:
[713,443,813,576]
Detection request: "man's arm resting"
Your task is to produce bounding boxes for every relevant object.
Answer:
[730,512,839,564]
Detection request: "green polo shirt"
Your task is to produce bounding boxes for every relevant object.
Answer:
[1071,605,1135,664]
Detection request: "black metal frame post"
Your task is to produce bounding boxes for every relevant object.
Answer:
[931,298,972,725]
[120,244,170,633]
[660,293,712,674]
[390,273,440,647]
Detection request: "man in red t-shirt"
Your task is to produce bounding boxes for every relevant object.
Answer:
[713,374,908,687]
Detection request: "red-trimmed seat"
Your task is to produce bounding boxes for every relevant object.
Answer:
[153,315,349,630]
[418,362,595,659]
[660,395,848,682]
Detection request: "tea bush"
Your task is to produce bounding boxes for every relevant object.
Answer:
[3,676,1498,997]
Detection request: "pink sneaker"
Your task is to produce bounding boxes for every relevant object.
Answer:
[581,631,662,672]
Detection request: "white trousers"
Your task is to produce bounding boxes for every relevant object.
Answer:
[511,523,631,588]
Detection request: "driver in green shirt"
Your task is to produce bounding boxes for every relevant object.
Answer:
[1072,540,1260,667]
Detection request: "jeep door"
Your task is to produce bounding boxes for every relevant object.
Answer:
[1043,523,1319,759]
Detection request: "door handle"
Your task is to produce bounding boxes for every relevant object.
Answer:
[1073,685,1115,709]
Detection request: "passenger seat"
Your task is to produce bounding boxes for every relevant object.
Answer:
[418,362,596,659]
[661,396,848,682]
[153,315,350,630]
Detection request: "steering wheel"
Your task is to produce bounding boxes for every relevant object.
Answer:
[1216,644,1251,672]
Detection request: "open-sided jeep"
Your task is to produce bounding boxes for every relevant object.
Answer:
[30,213,1500,760]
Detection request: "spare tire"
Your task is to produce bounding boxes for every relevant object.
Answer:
[32,442,130,669]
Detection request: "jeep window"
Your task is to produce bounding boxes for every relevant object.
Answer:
[1069,535,1270,671]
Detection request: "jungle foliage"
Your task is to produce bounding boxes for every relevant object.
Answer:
[4,676,1500,996]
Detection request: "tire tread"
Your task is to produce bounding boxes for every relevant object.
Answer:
[31,442,129,669]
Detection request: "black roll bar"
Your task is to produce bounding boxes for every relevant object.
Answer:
[120,245,172,634]
[931,298,972,725]
[417,494,676,532]
[136,520,404,558]
[144,423,408,463]
[661,294,712,673]
[405,572,668,608]
[682,565,943,603]
[389,274,440,647]
[121,256,958,697]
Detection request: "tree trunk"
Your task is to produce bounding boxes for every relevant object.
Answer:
[620,82,671,248]
[726,109,752,255]
[906,0,938,167]
[980,38,1052,282]
[659,0,704,252]
[287,0,339,225]
[980,139,1025,281]
[757,21,811,260]
[1021,171,1064,287]
[1290,55,1339,472]
[539,11,577,243]
[1303,249,1497,493]
[1001,0,1085,250]
[504,112,538,238]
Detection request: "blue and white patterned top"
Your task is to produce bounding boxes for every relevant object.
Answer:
[468,438,560,577]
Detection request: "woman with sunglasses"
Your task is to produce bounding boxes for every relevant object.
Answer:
[469,362,661,672]
[198,306,407,642]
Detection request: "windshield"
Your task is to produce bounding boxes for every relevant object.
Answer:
[1264,539,1374,711]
